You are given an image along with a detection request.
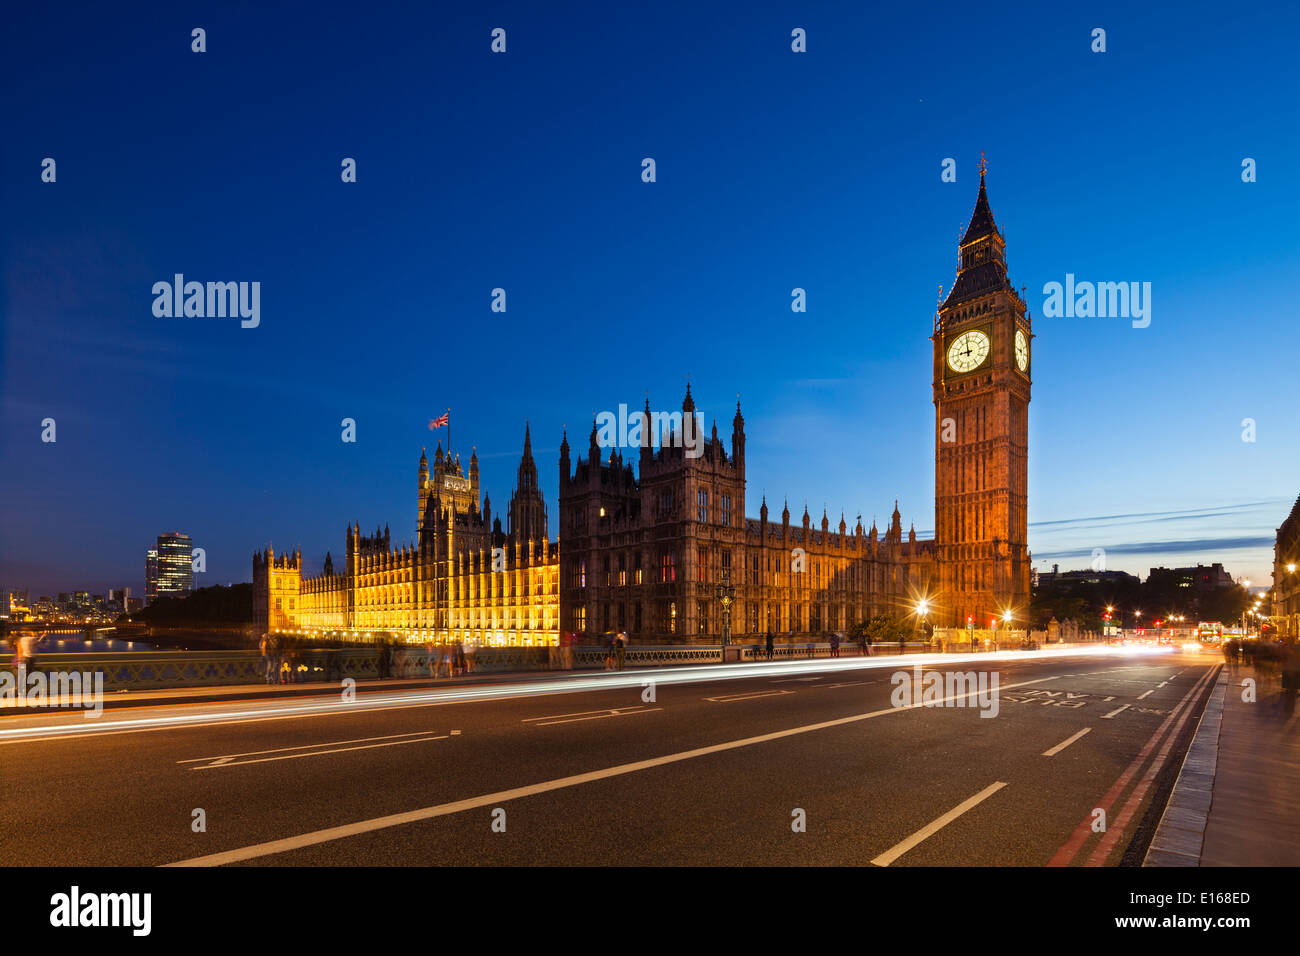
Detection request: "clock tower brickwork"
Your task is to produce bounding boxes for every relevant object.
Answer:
[933,166,1032,629]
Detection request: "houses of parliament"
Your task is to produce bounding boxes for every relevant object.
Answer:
[254,169,1032,643]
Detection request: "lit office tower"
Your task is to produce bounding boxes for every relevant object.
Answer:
[145,549,159,605]
[154,533,194,602]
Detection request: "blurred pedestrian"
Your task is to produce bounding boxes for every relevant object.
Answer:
[426,641,436,677]
[454,640,466,677]
[831,631,842,658]
[765,631,774,660]
[259,633,272,684]
[464,638,476,675]
[616,631,627,671]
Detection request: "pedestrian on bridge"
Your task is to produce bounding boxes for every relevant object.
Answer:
[259,634,275,684]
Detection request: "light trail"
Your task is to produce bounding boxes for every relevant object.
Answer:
[0,643,1175,743]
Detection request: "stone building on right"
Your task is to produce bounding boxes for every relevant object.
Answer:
[1273,494,1300,641]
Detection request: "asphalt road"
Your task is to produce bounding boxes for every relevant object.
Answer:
[0,645,1220,866]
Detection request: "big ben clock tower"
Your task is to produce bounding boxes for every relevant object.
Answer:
[933,159,1031,629]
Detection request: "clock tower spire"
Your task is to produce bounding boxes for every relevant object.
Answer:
[932,159,1032,629]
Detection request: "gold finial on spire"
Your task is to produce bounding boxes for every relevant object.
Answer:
[979,151,988,177]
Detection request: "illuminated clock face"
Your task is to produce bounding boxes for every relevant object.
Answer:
[946,330,990,373]
[1015,329,1029,372]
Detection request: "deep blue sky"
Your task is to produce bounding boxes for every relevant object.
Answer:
[3,1,1298,596]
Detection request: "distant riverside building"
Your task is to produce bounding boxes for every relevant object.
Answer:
[1036,567,1140,589]
[254,429,558,646]
[1,587,32,621]
[146,533,193,605]
[145,550,158,605]
[1274,495,1300,640]
[1146,563,1234,593]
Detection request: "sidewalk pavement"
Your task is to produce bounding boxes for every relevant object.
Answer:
[1145,662,1300,866]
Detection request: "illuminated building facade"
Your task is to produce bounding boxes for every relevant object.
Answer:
[931,166,1032,627]
[146,533,193,606]
[145,549,157,605]
[254,428,559,646]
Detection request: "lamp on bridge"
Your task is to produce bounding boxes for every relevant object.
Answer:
[715,569,736,649]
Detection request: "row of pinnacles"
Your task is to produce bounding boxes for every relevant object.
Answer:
[558,383,928,560]
[752,497,924,558]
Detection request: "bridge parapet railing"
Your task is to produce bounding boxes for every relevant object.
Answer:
[2,638,1012,691]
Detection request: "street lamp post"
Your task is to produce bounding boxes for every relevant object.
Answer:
[1240,579,1252,637]
[715,569,736,652]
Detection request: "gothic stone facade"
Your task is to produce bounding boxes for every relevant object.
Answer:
[253,428,559,646]
[558,388,938,642]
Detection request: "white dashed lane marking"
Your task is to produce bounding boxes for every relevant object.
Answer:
[522,706,660,726]
[1042,727,1092,756]
[180,730,454,769]
[707,690,794,703]
[871,782,1007,866]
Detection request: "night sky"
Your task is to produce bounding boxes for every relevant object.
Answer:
[3,0,1298,595]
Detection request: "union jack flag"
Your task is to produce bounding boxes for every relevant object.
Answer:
[428,412,449,430]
